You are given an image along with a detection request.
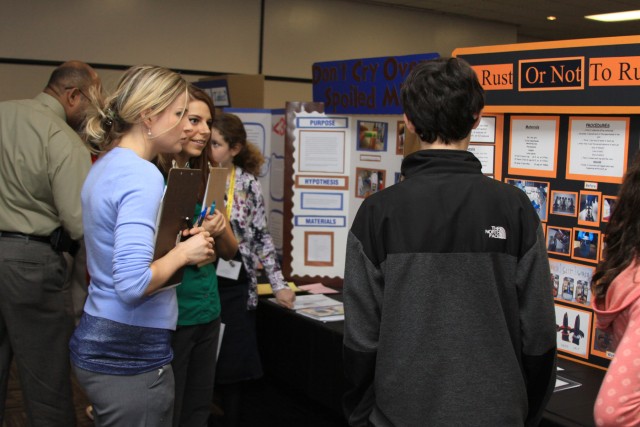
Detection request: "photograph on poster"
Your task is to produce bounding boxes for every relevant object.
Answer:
[546,226,572,256]
[555,304,591,359]
[357,120,388,152]
[550,190,577,217]
[572,228,601,264]
[601,195,618,223]
[304,231,334,267]
[505,178,549,222]
[578,190,601,227]
[575,279,591,305]
[396,121,405,155]
[591,325,614,360]
[560,275,575,301]
[549,258,595,307]
[356,167,385,199]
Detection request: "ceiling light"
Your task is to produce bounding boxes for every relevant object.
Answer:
[585,10,640,22]
[547,16,557,21]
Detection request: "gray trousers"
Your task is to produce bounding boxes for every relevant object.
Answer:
[74,364,174,427]
[0,237,76,427]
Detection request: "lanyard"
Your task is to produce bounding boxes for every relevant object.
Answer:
[226,165,236,219]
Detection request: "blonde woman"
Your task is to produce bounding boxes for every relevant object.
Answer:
[69,66,214,427]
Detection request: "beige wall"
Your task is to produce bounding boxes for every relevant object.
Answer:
[0,0,517,107]
[263,0,516,78]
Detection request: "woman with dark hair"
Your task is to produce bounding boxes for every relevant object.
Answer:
[156,86,238,426]
[592,152,640,426]
[208,113,295,427]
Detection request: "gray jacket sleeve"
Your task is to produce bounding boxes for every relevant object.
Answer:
[516,223,557,426]
[342,230,384,427]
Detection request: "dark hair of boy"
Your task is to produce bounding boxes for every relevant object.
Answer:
[401,57,485,144]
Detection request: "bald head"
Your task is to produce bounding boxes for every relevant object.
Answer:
[44,60,101,130]
[46,61,98,92]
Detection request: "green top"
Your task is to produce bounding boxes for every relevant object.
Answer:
[0,93,91,239]
[175,204,221,325]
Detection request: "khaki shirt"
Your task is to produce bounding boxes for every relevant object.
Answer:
[0,93,91,240]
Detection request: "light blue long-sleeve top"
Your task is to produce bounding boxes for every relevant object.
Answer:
[70,147,178,374]
[81,147,178,329]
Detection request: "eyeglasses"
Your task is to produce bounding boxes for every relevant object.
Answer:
[64,86,90,102]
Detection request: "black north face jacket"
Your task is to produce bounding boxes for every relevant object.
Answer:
[343,149,557,427]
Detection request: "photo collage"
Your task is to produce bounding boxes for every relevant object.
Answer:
[503,115,630,364]
[354,119,415,200]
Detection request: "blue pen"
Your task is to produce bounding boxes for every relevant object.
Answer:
[196,206,207,227]
[208,201,216,216]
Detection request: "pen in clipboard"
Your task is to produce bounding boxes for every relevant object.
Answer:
[195,201,216,228]
[195,207,207,227]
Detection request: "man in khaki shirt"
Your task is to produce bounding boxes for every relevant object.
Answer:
[0,60,100,427]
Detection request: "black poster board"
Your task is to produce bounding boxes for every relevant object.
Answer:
[455,35,640,370]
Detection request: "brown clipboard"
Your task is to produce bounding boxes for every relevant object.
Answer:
[153,168,202,287]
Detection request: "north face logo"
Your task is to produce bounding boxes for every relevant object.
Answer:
[485,226,507,240]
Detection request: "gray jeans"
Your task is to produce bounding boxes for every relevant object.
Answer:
[74,364,175,427]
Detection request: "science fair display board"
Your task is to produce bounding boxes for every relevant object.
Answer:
[281,102,404,285]
[281,54,441,286]
[455,35,640,369]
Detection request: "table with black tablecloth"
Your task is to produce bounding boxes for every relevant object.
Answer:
[256,294,605,426]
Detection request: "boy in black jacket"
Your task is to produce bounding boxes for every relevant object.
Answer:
[343,57,557,427]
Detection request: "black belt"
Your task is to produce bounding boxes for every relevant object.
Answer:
[0,231,50,244]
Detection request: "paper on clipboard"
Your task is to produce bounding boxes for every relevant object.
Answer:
[153,168,202,288]
[196,167,228,268]
[203,167,227,218]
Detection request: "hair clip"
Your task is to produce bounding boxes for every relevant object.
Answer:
[104,107,118,128]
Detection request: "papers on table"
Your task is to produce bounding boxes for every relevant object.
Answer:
[298,282,339,294]
[297,305,344,322]
[269,294,344,322]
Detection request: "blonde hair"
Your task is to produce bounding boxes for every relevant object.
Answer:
[84,65,188,153]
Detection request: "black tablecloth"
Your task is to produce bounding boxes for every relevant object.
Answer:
[256,294,604,426]
[257,295,345,414]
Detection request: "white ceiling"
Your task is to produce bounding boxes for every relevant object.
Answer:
[351,0,640,41]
